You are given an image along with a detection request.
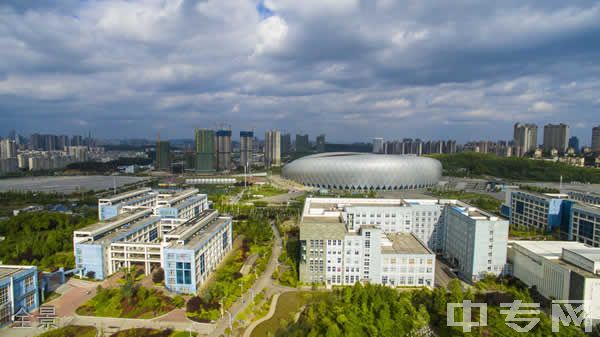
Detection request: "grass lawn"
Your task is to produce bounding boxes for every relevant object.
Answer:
[428,189,503,214]
[242,184,288,200]
[250,292,321,337]
[38,326,96,337]
[110,329,197,337]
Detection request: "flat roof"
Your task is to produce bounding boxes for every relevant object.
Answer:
[510,240,589,259]
[0,265,35,279]
[99,187,152,203]
[76,208,153,234]
[450,202,502,221]
[159,188,200,205]
[164,210,219,241]
[551,256,600,279]
[169,216,230,250]
[565,248,600,263]
[95,215,161,245]
[382,233,432,254]
[300,217,347,240]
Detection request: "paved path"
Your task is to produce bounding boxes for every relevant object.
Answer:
[241,293,280,337]
[209,222,287,337]
[68,315,214,335]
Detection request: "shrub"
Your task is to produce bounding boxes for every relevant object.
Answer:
[152,268,164,284]
[173,295,185,308]
[186,296,202,313]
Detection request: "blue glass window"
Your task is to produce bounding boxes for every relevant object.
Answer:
[149,228,158,241]
[579,220,594,240]
[175,262,192,285]
[515,201,525,214]
[222,231,228,250]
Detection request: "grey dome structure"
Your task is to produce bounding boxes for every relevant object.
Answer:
[282,152,442,190]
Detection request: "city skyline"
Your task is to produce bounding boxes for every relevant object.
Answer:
[0,1,599,142]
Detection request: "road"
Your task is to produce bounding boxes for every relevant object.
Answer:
[209,222,288,337]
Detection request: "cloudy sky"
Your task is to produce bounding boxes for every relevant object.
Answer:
[1,0,599,144]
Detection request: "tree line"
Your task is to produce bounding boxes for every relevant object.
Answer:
[430,153,600,183]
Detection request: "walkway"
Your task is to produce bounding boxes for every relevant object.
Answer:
[209,222,290,337]
[67,315,214,335]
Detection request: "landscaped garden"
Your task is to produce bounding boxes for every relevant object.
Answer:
[76,270,183,318]
[186,217,273,322]
[250,292,318,337]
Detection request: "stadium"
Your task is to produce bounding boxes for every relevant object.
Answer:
[282,153,442,190]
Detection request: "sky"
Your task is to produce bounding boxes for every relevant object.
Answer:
[0,0,599,144]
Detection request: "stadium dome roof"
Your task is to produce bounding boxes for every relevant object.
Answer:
[282,152,442,190]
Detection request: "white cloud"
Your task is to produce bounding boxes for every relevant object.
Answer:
[0,1,599,141]
[529,101,555,113]
[373,98,411,109]
[254,16,288,56]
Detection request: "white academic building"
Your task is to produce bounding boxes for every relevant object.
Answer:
[74,188,232,294]
[299,197,509,287]
[508,240,600,320]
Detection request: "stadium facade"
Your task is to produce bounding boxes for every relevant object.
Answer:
[282,152,442,190]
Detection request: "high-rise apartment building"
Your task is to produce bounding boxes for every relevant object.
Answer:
[295,134,310,152]
[316,134,326,152]
[195,129,215,172]
[592,126,600,153]
[216,129,232,171]
[513,123,538,157]
[372,137,385,154]
[0,139,17,159]
[568,136,580,153]
[240,131,254,169]
[264,130,281,168]
[280,133,291,155]
[543,123,569,153]
[156,140,171,170]
[71,135,83,147]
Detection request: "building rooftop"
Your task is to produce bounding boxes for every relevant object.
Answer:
[0,265,35,279]
[510,240,589,259]
[76,208,153,236]
[382,233,432,254]
[303,197,450,218]
[164,210,219,241]
[300,216,347,240]
[99,187,153,204]
[168,216,231,250]
[158,188,200,206]
[95,215,162,245]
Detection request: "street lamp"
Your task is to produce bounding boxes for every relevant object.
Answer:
[239,282,244,304]
[225,310,233,331]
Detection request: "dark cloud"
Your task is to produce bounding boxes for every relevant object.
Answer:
[0,0,599,143]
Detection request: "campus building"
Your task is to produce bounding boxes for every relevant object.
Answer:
[569,204,600,247]
[298,197,509,286]
[508,241,600,320]
[0,265,39,327]
[503,190,600,241]
[98,188,157,221]
[74,189,231,294]
[506,190,573,233]
[442,204,509,282]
